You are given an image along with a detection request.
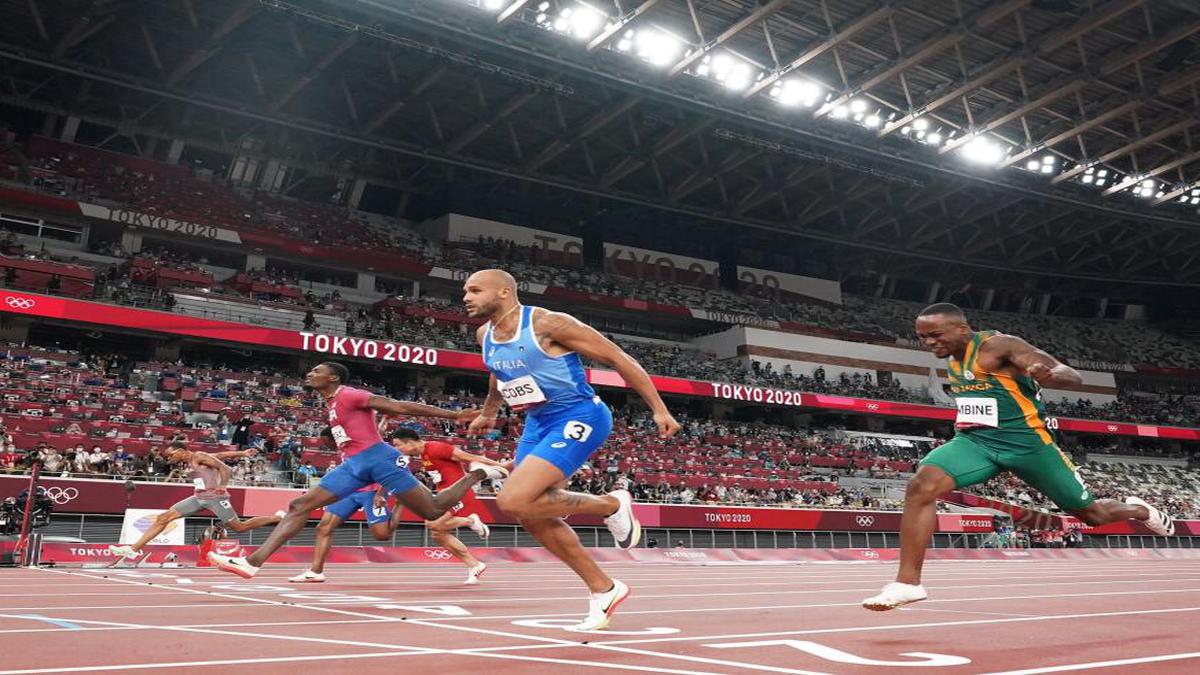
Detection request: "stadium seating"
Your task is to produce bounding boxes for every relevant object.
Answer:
[2,342,1196,516]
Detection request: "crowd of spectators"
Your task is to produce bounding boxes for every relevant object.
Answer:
[1,342,1198,523]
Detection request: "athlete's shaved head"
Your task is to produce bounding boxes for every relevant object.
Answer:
[915,302,973,359]
[918,302,967,324]
[463,268,520,321]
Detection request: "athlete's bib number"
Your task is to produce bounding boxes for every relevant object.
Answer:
[497,375,547,410]
[955,397,998,427]
[564,420,594,443]
[371,505,388,518]
[329,424,350,446]
[193,478,205,491]
[427,470,443,485]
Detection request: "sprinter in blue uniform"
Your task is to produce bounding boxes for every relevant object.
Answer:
[463,269,680,631]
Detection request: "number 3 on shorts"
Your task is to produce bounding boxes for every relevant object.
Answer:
[564,420,593,443]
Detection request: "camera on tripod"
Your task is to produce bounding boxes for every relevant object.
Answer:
[0,488,53,535]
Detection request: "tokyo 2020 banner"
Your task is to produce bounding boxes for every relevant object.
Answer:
[0,475,1001,533]
[2,289,1198,440]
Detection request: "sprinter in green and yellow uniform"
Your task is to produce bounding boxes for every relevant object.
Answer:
[863,303,1175,611]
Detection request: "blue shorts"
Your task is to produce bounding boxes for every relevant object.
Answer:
[318,442,421,500]
[516,398,612,477]
[324,490,391,525]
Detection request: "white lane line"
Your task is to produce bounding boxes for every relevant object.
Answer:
[10,575,1200,604]
[405,617,831,675]
[981,651,1200,674]
[4,585,1198,620]
[414,588,1200,622]
[41,568,817,675]
[589,605,1200,647]
[31,568,722,675]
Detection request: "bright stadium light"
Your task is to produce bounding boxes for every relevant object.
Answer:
[830,104,849,119]
[961,136,1004,165]
[912,118,929,132]
[864,114,881,128]
[482,0,506,10]
[1026,160,1040,171]
[849,99,868,114]
[567,4,604,40]
[633,28,683,67]
[772,79,822,107]
[1137,179,1156,198]
[925,131,942,145]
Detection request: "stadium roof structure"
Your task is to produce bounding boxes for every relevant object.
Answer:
[3,0,1200,287]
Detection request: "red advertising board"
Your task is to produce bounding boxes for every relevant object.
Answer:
[2,288,1198,441]
[34,543,1200,566]
[0,475,998,533]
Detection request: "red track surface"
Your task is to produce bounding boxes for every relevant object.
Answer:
[2,558,1200,673]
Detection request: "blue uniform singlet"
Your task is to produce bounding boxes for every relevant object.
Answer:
[483,305,612,476]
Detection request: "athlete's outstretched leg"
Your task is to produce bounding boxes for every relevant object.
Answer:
[310,513,343,574]
[223,513,283,533]
[1072,498,1174,535]
[246,486,340,567]
[862,465,955,611]
[393,468,491,521]
[430,528,480,568]
[520,516,611,593]
[896,465,956,585]
[495,457,617,520]
[110,509,182,558]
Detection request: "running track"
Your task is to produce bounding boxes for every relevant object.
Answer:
[2,559,1199,673]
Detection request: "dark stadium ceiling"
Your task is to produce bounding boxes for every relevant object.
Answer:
[3,0,1200,287]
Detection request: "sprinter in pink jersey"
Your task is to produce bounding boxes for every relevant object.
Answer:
[208,362,508,579]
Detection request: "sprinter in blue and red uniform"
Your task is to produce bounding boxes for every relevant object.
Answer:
[462,269,681,631]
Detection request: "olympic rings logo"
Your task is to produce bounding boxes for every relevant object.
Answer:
[855,515,875,527]
[423,549,453,560]
[861,550,880,558]
[4,297,36,310]
[42,487,79,504]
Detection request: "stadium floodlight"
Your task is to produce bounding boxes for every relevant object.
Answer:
[616,30,633,51]
[483,0,507,10]
[1137,179,1156,198]
[567,4,604,40]
[849,99,868,114]
[912,118,929,132]
[864,114,881,128]
[1026,160,1040,171]
[960,136,1004,165]
[900,125,912,135]
[634,28,683,66]
[772,79,821,107]
[830,104,849,119]
[925,132,942,145]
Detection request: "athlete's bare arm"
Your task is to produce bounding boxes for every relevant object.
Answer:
[467,373,504,436]
[366,396,479,424]
[193,451,233,480]
[535,309,680,437]
[451,448,502,466]
[987,334,1083,388]
[211,449,253,461]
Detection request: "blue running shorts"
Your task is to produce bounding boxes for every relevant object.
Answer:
[516,397,612,477]
[323,490,391,525]
[318,442,421,499]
